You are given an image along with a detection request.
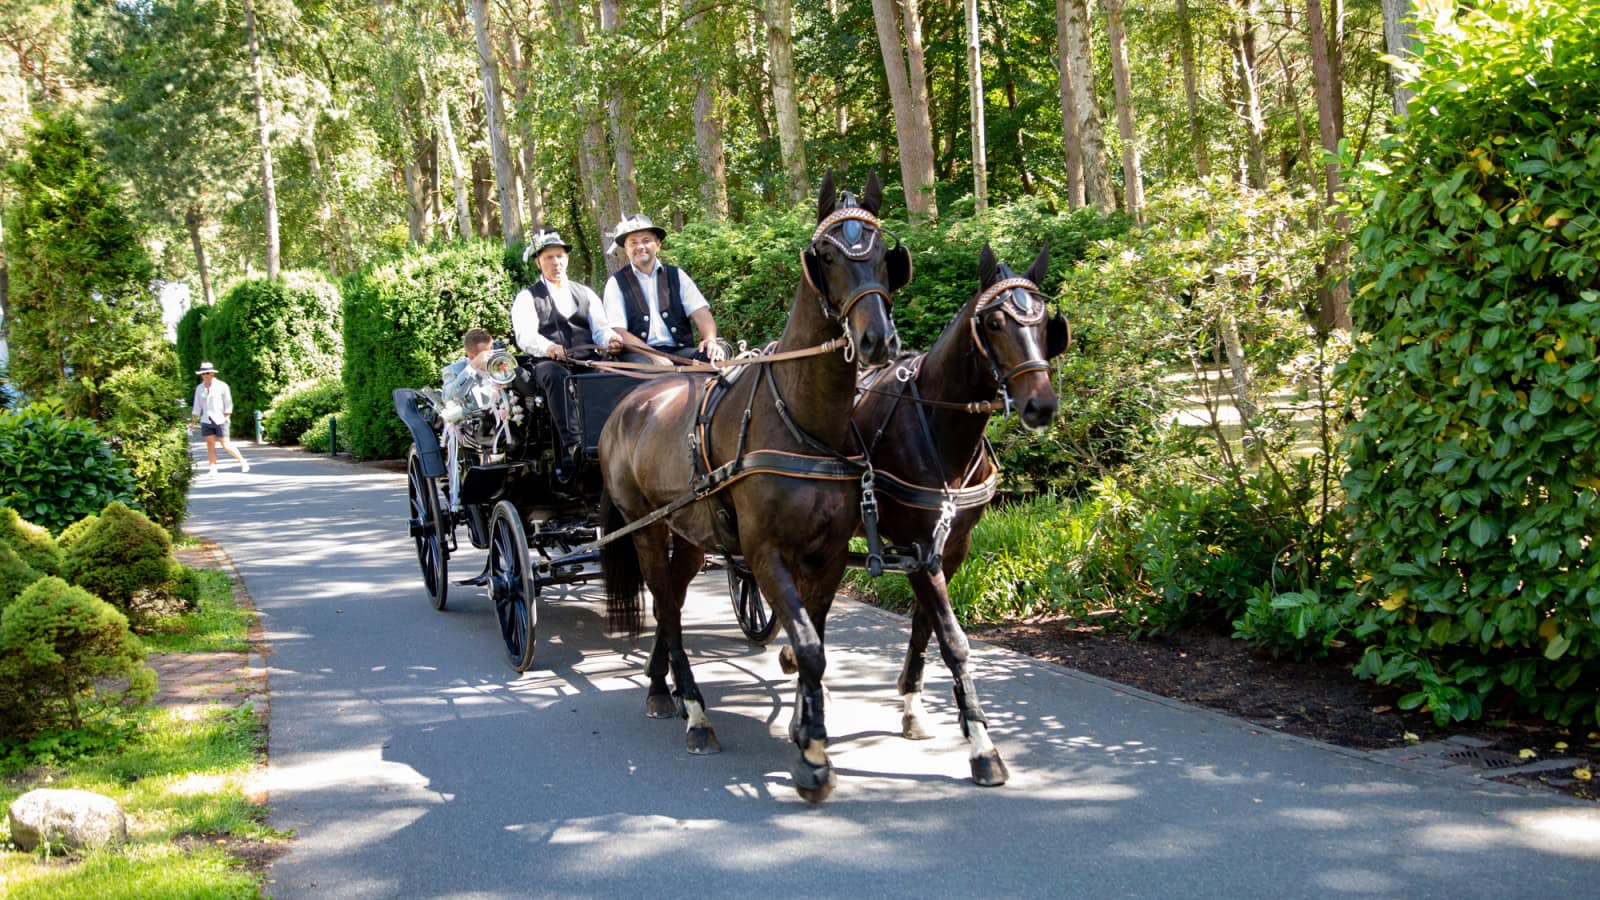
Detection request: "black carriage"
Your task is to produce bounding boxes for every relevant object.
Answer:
[393,353,640,671]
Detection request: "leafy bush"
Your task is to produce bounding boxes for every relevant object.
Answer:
[1341,1,1600,727]
[56,513,98,552]
[0,576,153,742]
[200,270,343,426]
[0,543,42,611]
[100,363,192,533]
[0,404,138,534]
[264,375,344,445]
[298,407,347,454]
[341,240,512,458]
[61,501,181,624]
[175,302,212,380]
[0,505,62,576]
[1232,588,1363,662]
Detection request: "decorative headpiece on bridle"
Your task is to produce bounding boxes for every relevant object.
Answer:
[799,205,911,327]
[969,275,1058,408]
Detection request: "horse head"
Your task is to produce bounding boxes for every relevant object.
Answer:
[972,242,1068,431]
[801,171,905,368]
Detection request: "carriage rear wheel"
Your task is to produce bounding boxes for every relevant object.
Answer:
[489,500,538,672]
[727,559,778,644]
[407,447,449,610]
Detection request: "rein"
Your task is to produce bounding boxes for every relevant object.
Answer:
[569,336,852,380]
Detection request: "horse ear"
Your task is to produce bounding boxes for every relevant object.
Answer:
[886,243,913,292]
[817,171,836,221]
[1046,312,1071,359]
[1025,241,1051,287]
[979,242,998,287]
[862,171,883,216]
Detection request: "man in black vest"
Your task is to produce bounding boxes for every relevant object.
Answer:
[511,230,622,477]
[601,214,726,365]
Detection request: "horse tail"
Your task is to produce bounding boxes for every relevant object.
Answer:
[599,488,646,637]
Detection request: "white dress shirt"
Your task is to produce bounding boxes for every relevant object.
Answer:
[511,278,618,356]
[601,263,709,347]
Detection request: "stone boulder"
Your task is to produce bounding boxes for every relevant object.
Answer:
[8,788,127,852]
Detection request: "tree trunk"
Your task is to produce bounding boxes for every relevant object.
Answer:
[303,130,342,273]
[241,0,280,278]
[1305,0,1351,331]
[870,0,938,220]
[1055,0,1084,206]
[765,0,809,205]
[185,202,214,305]
[685,0,729,220]
[468,0,524,244]
[1381,0,1414,116]
[1230,0,1267,190]
[1275,21,1316,188]
[1175,0,1210,178]
[964,0,988,214]
[1060,0,1115,211]
[439,92,473,240]
[1102,0,1142,221]
[599,0,641,216]
[500,28,545,231]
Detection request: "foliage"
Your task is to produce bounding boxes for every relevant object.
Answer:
[0,405,139,534]
[199,270,344,425]
[340,240,512,458]
[298,407,346,455]
[99,363,192,534]
[174,303,213,380]
[56,514,99,553]
[1341,0,1600,727]
[0,543,42,612]
[1232,587,1364,662]
[0,505,62,577]
[61,502,182,625]
[137,567,252,654]
[2,109,166,422]
[0,576,153,742]
[264,375,344,445]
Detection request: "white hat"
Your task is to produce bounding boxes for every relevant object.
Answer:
[610,214,667,254]
[522,230,573,264]
[195,361,218,375]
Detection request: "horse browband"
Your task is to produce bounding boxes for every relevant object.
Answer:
[801,209,895,324]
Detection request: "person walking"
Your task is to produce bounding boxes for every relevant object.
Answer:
[601,214,726,364]
[190,362,249,476]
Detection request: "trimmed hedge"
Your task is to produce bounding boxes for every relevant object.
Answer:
[1342,0,1600,726]
[0,405,139,534]
[175,302,212,380]
[0,543,42,611]
[264,375,344,445]
[200,270,343,427]
[100,362,191,534]
[61,501,180,625]
[340,240,513,459]
[0,506,62,577]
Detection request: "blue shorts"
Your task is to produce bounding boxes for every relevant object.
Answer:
[201,420,229,438]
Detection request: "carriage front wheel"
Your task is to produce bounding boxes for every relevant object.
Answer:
[489,500,538,672]
[407,447,449,610]
[727,558,778,644]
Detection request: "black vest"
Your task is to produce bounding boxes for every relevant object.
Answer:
[610,263,692,348]
[527,280,593,349]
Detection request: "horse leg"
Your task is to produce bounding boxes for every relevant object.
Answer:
[896,600,937,740]
[754,552,835,803]
[915,566,1008,786]
[631,524,679,719]
[660,541,718,754]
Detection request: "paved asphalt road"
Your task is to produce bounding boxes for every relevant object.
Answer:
[186,444,1600,899]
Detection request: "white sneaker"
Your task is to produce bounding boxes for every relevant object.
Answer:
[208,464,218,477]
[240,461,251,473]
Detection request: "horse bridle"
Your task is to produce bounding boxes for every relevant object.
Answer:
[969,276,1051,406]
[800,208,900,351]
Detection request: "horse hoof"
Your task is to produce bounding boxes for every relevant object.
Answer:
[646,693,677,719]
[790,759,836,804]
[778,645,797,674]
[901,713,932,741]
[970,750,1009,787]
[686,726,722,755]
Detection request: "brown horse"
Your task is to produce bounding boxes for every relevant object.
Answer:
[599,172,907,803]
[850,242,1066,786]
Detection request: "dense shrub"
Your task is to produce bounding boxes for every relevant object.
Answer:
[0,506,62,576]
[0,576,152,741]
[0,404,138,534]
[61,501,180,624]
[100,363,192,533]
[201,270,343,426]
[175,302,212,380]
[1341,1,1600,727]
[298,407,347,454]
[341,240,512,458]
[0,543,42,611]
[55,513,98,552]
[264,375,344,445]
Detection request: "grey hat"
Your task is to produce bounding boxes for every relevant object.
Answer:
[523,230,572,264]
[610,214,667,253]
[195,361,218,375]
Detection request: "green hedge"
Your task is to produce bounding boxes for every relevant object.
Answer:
[200,271,343,427]
[264,375,344,445]
[1342,0,1600,726]
[0,405,139,534]
[175,302,212,380]
[100,363,191,534]
[340,240,512,459]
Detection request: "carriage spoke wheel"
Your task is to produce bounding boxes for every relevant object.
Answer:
[727,558,777,644]
[407,447,449,610]
[489,500,538,672]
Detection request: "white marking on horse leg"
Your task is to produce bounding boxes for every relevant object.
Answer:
[902,691,929,730]
[967,720,997,759]
[802,737,829,766]
[684,699,712,732]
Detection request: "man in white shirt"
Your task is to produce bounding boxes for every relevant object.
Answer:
[510,231,622,475]
[601,214,725,364]
[189,362,250,476]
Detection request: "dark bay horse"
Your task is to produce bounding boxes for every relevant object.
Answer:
[849,243,1067,786]
[599,172,907,803]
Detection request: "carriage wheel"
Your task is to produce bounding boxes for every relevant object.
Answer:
[489,500,538,672]
[727,559,777,644]
[407,447,449,611]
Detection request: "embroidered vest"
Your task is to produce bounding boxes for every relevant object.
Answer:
[610,263,691,348]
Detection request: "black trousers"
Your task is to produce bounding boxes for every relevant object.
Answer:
[521,359,581,451]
